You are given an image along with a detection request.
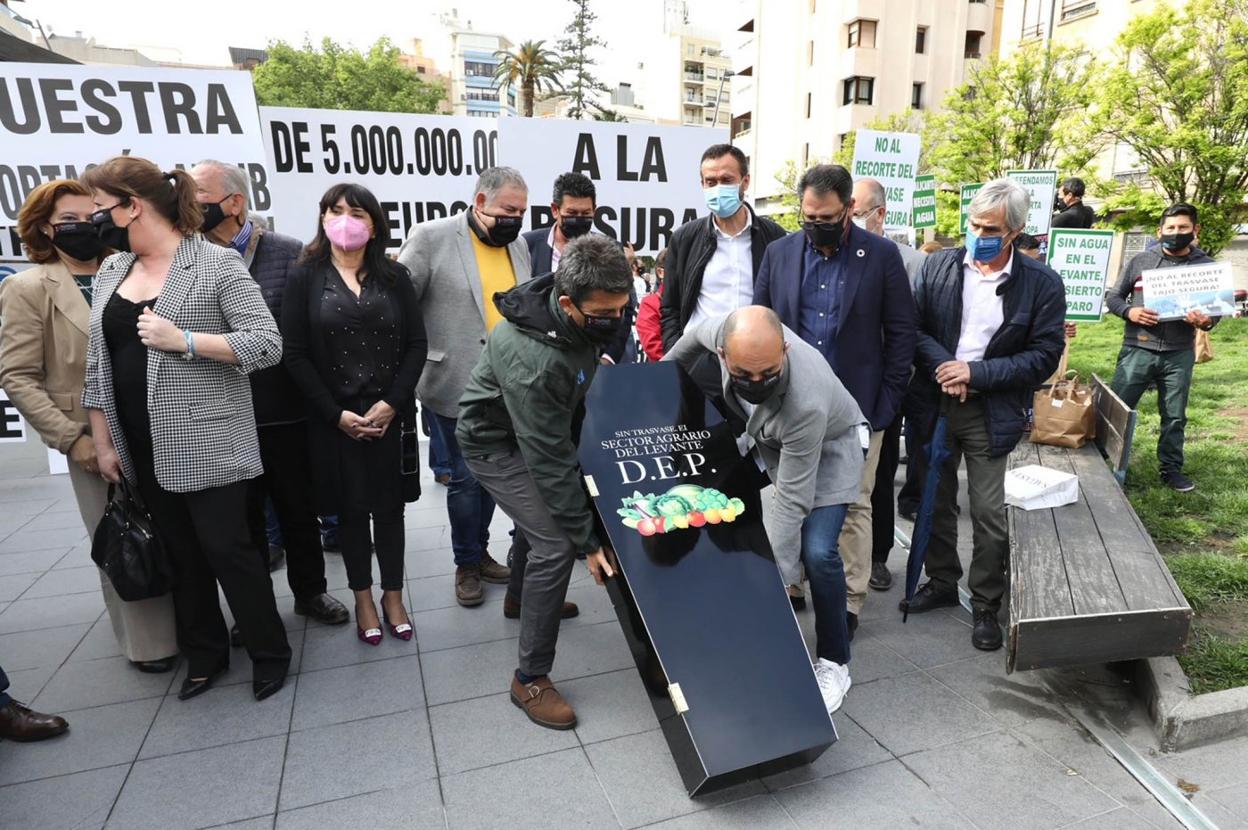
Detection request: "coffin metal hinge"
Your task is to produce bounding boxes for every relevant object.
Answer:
[668,682,689,714]
[584,475,599,497]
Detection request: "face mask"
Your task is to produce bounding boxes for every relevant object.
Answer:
[704,184,742,219]
[730,370,782,405]
[1159,232,1195,253]
[802,219,844,252]
[851,215,869,231]
[323,214,371,251]
[574,303,623,344]
[91,204,131,253]
[560,216,593,239]
[966,228,1005,262]
[51,222,105,261]
[480,211,523,246]
[200,197,234,233]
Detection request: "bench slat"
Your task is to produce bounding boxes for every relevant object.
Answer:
[1009,443,1075,620]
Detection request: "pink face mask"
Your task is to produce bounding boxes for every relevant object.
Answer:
[324,214,370,251]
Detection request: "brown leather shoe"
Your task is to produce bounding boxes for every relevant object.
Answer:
[502,595,580,620]
[0,700,69,742]
[455,565,484,607]
[479,552,511,584]
[510,674,576,730]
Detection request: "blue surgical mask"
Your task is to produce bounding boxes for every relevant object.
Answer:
[704,184,743,219]
[967,228,1005,262]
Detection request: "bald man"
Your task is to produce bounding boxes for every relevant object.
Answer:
[852,177,926,288]
[665,306,867,714]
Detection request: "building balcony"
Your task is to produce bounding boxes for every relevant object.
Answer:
[684,73,706,83]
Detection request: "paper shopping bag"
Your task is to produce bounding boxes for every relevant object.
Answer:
[1005,465,1079,510]
[1194,329,1214,364]
[1031,372,1095,449]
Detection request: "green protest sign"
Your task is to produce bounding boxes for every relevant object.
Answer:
[959,183,983,234]
[913,175,936,230]
[1046,228,1115,322]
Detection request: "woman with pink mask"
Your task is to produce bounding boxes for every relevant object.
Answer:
[282,184,427,646]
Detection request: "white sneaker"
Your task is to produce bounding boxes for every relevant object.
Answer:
[813,658,851,714]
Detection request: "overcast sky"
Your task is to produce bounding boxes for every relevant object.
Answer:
[17,0,732,87]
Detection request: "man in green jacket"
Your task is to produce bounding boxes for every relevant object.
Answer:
[457,234,632,731]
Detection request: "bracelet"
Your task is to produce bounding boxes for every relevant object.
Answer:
[183,329,196,359]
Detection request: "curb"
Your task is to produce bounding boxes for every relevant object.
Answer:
[1132,656,1248,752]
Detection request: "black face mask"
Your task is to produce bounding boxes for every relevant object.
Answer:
[200,197,232,233]
[91,204,132,253]
[560,215,593,239]
[1160,232,1195,253]
[802,219,845,252]
[730,370,782,405]
[574,303,623,344]
[50,222,105,261]
[474,210,522,247]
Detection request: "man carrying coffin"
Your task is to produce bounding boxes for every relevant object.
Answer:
[665,306,867,714]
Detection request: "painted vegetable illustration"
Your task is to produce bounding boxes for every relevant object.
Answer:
[616,484,746,536]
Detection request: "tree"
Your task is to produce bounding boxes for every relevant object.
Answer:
[252,37,444,114]
[1095,0,1248,255]
[494,40,563,118]
[556,0,611,119]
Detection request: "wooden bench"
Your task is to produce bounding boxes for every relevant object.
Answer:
[1007,438,1192,673]
[1090,373,1137,484]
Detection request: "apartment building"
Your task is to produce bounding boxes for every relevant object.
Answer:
[448,28,517,119]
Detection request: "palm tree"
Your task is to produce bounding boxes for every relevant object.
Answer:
[493,40,563,118]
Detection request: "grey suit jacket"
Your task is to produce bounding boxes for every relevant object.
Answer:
[665,315,866,584]
[82,236,281,493]
[894,241,926,292]
[397,211,531,417]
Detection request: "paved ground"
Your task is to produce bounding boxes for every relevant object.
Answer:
[0,463,1245,830]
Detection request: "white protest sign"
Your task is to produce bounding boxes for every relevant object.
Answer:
[1142,261,1236,322]
[498,119,726,256]
[1046,228,1115,322]
[0,394,27,444]
[261,107,499,251]
[851,130,921,231]
[1006,169,1058,236]
[0,63,270,265]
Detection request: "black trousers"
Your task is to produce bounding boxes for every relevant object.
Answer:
[332,414,405,592]
[247,421,328,599]
[872,414,904,565]
[130,442,291,683]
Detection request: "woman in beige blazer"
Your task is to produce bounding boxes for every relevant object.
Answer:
[0,179,177,672]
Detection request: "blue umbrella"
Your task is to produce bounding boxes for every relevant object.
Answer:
[901,398,954,622]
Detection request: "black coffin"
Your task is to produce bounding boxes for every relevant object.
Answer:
[578,362,836,796]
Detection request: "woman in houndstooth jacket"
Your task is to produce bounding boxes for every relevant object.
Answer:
[81,156,291,703]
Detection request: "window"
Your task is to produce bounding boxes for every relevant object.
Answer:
[912,83,924,110]
[847,19,877,49]
[842,76,874,105]
[805,92,812,118]
[464,60,495,77]
[916,26,927,54]
[1020,0,1046,38]
[465,90,497,102]
[964,31,983,58]
[416,66,427,75]
[1061,0,1097,20]
[837,132,849,151]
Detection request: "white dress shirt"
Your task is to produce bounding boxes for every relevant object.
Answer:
[546,226,563,272]
[687,211,754,330]
[956,250,1011,363]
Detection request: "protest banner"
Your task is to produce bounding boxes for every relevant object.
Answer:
[0,62,270,267]
[1046,228,1115,321]
[498,119,723,255]
[1141,261,1236,322]
[0,394,27,444]
[1006,169,1058,236]
[261,107,499,250]
[912,174,936,230]
[959,183,983,234]
[850,130,921,232]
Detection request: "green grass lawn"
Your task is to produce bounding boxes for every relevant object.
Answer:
[1067,315,1248,693]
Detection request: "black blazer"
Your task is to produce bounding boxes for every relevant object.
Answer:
[522,227,555,276]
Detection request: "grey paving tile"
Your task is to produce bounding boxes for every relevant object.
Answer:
[3,664,57,701]
[926,651,1063,729]
[428,691,579,775]
[870,604,983,669]
[585,729,766,828]
[213,819,275,830]
[905,729,1120,830]
[67,617,126,662]
[169,627,305,690]
[0,697,158,786]
[841,671,999,757]
[277,780,445,830]
[33,655,174,712]
[442,746,617,830]
[0,526,88,554]
[107,736,286,830]
[19,508,89,532]
[1155,735,1248,792]
[410,601,520,652]
[0,623,91,671]
[0,497,56,516]
[775,758,975,829]
[1187,793,1245,830]
[51,538,94,569]
[564,667,659,745]
[407,574,460,612]
[139,677,295,759]
[0,764,128,830]
[280,709,436,810]
[0,590,104,634]
[0,571,37,601]
[298,612,415,673]
[0,547,69,576]
[1059,808,1169,829]
[1208,781,1248,823]
[290,654,424,731]
[842,632,921,684]
[645,794,797,829]
[761,713,893,791]
[21,565,106,599]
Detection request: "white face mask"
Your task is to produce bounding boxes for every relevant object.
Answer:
[852,215,869,231]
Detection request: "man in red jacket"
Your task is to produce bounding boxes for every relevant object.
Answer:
[636,248,667,361]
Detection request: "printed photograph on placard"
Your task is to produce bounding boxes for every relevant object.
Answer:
[616,484,747,536]
[1141,261,1236,321]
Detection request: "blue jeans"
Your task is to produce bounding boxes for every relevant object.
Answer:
[424,408,452,478]
[432,412,496,567]
[802,504,851,666]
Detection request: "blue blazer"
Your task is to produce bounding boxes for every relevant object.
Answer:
[522,227,554,277]
[753,227,917,430]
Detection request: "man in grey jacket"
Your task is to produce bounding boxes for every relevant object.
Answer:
[665,306,866,714]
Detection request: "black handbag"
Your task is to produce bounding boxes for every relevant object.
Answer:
[90,479,174,601]
[400,400,422,504]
